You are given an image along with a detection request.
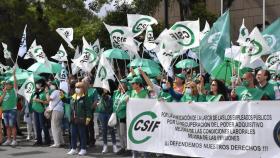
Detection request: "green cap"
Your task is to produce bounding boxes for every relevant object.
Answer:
[175,73,186,80]
[129,77,143,84]
[126,76,133,81]
[51,80,59,86]
[120,79,128,83]
[5,80,13,85]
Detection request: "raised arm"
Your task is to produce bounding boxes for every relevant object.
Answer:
[138,67,154,90]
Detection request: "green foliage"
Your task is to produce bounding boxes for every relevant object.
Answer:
[187,1,218,29]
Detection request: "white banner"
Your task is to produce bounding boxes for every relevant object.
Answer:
[127,99,280,158]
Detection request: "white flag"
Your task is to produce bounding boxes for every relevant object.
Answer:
[237,18,249,45]
[71,63,80,75]
[18,25,27,57]
[127,14,158,37]
[18,74,35,102]
[168,20,200,50]
[104,23,133,49]
[92,39,101,54]
[2,42,11,59]
[200,20,210,40]
[30,45,47,63]
[265,52,280,71]
[122,37,140,59]
[58,63,68,82]
[144,25,157,50]
[56,28,74,49]
[74,46,81,59]
[239,27,271,67]
[24,39,37,59]
[156,29,181,54]
[51,44,68,62]
[71,37,99,72]
[93,54,115,92]
[71,46,81,75]
[0,62,9,74]
[157,43,173,72]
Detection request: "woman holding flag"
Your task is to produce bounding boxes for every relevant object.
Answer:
[0,69,18,146]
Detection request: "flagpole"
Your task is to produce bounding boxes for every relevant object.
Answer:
[262,0,266,31]
[66,61,71,75]
[198,47,202,75]
[221,0,223,16]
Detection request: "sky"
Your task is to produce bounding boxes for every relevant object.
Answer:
[84,0,134,18]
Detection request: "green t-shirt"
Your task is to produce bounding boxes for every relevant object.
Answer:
[180,93,206,102]
[206,94,222,102]
[1,89,17,111]
[113,90,129,119]
[158,91,173,102]
[236,86,264,101]
[32,91,47,113]
[130,89,149,98]
[257,83,275,100]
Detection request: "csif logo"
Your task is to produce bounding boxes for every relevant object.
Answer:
[98,66,107,81]
[169,24,195,47]
[110,29,126,49]
[132,18,151,34]
[241,39,262,56]
[57,50,66,59]
[263,34,276,49]
[25,82,35,94]
[128,111,160,144]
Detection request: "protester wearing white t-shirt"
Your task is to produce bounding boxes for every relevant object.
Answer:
[48,82,65,148]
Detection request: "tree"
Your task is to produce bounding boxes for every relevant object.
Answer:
[0,0,102,68]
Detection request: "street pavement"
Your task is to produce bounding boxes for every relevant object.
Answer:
[0,134,131,158]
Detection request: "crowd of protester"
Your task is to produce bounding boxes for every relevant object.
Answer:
[0,67,279,158]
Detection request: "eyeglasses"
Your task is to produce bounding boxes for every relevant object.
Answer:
[186,86,195,89]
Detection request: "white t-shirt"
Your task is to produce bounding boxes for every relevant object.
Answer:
[49,90,64,112]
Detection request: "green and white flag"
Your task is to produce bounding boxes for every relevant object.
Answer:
[56,28,74,49]
[156,29,181,54]
[157,43,174,72]
[29,45,47,63]
[200,11,230,73]
[2,42,11,59]
[237,18,249,45]
[71,46,81,75]
[265,52,280,71]
[24,39,37,59]
[169,20,200,50]
[240,27,271,67]
[144,25,157,51]
[262,18,280,53]
[58,62,68,82]
[0,62,9,74]
[18,74,35,102]
[127,14,158,37]
[104,23,134,49]
[122,37,141,59]
[18,25,27,57]
[200,20,210,40]
[72,37,99,72]
[91,39,101,54]
[51,44,68,62]
[93,54,115,92]
[236,86,264,101]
